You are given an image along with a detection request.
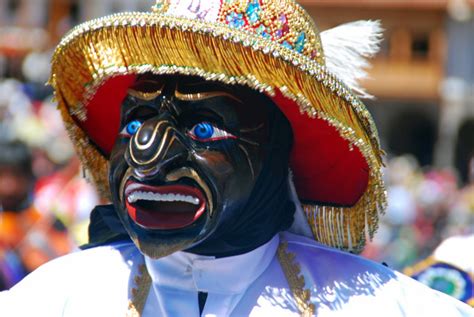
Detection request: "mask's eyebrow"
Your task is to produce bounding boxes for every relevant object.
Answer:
[174,90,243,104]
[127,80,164,101]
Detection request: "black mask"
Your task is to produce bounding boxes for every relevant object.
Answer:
[107,75,294,258]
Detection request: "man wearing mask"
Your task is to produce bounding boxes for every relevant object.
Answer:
[1,0,473,316]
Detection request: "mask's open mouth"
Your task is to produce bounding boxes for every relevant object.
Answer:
[124,181,206,230]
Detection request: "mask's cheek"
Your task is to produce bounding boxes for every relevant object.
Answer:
[193,150,234,177]
[192,146,258,213]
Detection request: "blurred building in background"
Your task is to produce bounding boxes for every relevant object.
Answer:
[301,0,474,175]
[0,0,472,273]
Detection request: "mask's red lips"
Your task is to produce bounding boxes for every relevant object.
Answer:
[124,181,206,230]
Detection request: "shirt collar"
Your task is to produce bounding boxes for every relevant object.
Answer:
[145,234,279,295]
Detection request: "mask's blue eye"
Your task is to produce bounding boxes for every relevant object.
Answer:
[124,120,142,136]
[188,122,236,142]
[194,123,214,140]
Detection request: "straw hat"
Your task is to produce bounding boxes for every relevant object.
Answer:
[50,0,386,252]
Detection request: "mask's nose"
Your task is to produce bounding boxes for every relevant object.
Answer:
[125,117,187,177]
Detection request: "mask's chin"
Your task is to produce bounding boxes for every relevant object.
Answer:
[115,168,216,259]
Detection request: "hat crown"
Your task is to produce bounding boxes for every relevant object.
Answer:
[152,0,324,64]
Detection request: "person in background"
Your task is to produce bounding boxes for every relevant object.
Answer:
[0,140,71,290]
[405,234,473,306]
[405,154,474,306]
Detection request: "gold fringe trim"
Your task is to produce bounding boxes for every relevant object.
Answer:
[51,13,387,251]
[277,241,315,316]
[302,171,386,253]
[280,87,386,253]
[56,90,111,200]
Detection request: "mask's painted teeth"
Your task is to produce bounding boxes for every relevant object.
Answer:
[127,191,200,205]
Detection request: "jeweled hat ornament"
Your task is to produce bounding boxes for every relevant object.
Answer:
[50,0,386,253]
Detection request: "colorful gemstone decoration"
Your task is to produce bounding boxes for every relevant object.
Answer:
[256,25,271,39]
[151,0,170,13]
[226,11,245,28]
[295,32,306,53]
[282,41,292,50]
[218,0,322,60]
[278,14,287,24]
[246,1,261,24]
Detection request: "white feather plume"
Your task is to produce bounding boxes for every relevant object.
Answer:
[320,20,383,99]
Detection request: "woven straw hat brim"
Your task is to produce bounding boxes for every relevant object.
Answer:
[51,12,386,252]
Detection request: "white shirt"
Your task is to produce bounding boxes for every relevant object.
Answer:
[1,232,473,316]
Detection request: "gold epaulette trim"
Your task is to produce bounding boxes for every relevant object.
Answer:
[277,241,315,316]
[127,264,152,317]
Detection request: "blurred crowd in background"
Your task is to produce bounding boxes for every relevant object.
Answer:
[0,77,99,289]
[362,155,474,270]
[0,0,473,295]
